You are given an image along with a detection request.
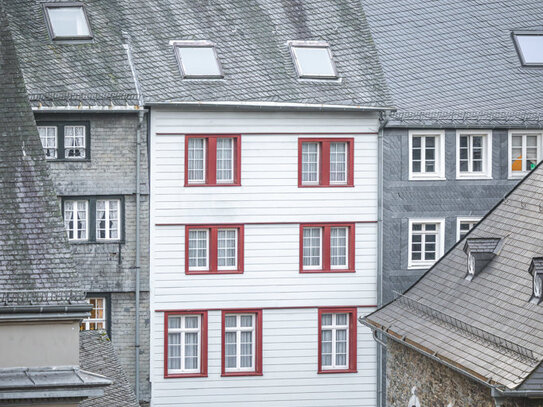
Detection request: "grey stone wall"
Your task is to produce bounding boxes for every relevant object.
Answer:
[383,128,519,304]
[387,340,543,407]
[35,112,150,403]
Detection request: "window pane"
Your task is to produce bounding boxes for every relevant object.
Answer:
[321,314,332,326]
[292,46,336,78]
[217,229,237,269]
[188,229,208,269]
[302,142,319,183]
[38,126,58,159]
[188,138,205,182]
[330,227,348,267]
[168,333,181,370]
[177,46,222,77]
[515,35,543,64]
[216,138,234,182]
[336,313,348,326]
[330,142,347,183]
[168,316,181,330]
[303,227,321,267]
[64,126,86,158]
[225,316,237,328]
[240,315,253,327]
[47,7,90,38]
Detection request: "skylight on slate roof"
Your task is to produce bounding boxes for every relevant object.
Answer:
[289,41,338,79]
[513,32,543,66]
[44,4,92,40]
[173,41,223,79]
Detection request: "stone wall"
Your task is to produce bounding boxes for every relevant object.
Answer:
[386,340,543,407]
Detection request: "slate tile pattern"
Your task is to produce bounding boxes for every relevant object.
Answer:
[361,0,543,126]
[366,163,543,390]
[464,238,501,253]
[80,331,139,407]
[0,0,84,306]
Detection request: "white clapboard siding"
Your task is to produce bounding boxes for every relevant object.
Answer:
[150,308,377,407]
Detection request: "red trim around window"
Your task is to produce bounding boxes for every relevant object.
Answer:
[164,310,208,378]
[317,307,357,374]
[184,134,241,187]
[185,225,244,275]
[221,309,263,377]
[298,138,354,187]
[299,223,355,273]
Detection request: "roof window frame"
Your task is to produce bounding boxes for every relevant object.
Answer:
[288,40,339,80]
[171,40,224,79]
[43,2,93,42]
[512,31,543,67]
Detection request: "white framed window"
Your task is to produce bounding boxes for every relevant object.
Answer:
[509,131,542,178]
[167,315,202,374]
[457,217,481,241]
[329,142,348,184]
[38,126,58,159]
[217,229,237,270]
[330,227,348,269]
[302,227,322,269]
[96,199,121,241]
[321,313,349,370]
[216,138,234,183]
[409,130,445,180]
[64,125,86,159]
[64,200,88,241]
[456,131,492,179]
[224,314,255,372]
[408,219,445,269]
[301,142,320,184]
[187,138,206,183]
[81,297,106,331]
[289,41,338,79]
[188,229,209,271]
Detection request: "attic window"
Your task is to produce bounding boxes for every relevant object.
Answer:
[463,238,501,281]
[289,41,338,79]
[529,258,543,304]
[44,4,92,40]
[513,32,543,66]
[173,41,223,79]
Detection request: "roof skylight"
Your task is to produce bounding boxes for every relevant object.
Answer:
[513,33,543,66]
[289,41,338,79]
[44,4,92,40]
[173,41,223,79]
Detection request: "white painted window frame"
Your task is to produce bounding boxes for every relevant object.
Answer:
[187,137,207,184]
[81,297,106,330]
[217,228,238,271]
[224,313,256,372]
[188,229,210,271]
[330,226,349,270]
[64,125,86,159]
[408,218,445,269]
[329,142,348,185]
[408,130,446,180]
[508,130,543,179]
[64,199,89,241]
[301,141,320,185]
[167,315,202,374]
[96,199,121,241]
[38,126,58,159]
[302,226,323,270]
[456,217,482,242]
[455,130,492,179]
[216,137,235,184]
[321,313,349,370]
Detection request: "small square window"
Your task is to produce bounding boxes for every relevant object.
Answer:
[409,131,445,180]
[81,297,107,331]
[513,33,543,66]
[456,131,492,179]
[457,217,481,241]
[509,131,542,178]
[173,41,223,79]
[300,224,355,273]
[44,4,92,40]
[290,42,338,79]
[408,219,445,269]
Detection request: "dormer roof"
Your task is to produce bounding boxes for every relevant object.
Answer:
[463,238,501,254]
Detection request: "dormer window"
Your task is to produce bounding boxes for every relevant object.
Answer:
[172,41,223,79]
[529,258,543,304]
[513,32,543,66]
[44,4,92,41]
[289,41,338,79]
[463,238,501,280]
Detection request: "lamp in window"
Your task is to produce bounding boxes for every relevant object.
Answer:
[463,237,502,281]
[529,258,543,304]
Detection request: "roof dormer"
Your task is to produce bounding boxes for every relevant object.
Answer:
[529,258,543,304]
[463,238,501,281]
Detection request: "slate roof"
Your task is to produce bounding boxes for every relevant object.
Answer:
[464,238,501,253]
[363,163,543,391]
[0,0,85,306]
[79,331,138,407]
[361,0,543,127]
[4,0,392,109]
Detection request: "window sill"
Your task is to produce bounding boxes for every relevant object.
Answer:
[46,158,91,163]
[298,184,354,188]
[408,175,446,181]
[221,372,263,377]
[509,172,530,179]
[164,373,207,379]
[318,369,357,374]
[186,270,244,275]
[184,183,241,187]
[456,173,493,180]
[407,263,434,270]
[300,269,355,274]
[69,240,124,245]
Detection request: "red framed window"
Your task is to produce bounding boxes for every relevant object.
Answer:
[298,138,354,187]
[299,223,355,273]
[185,134,241,186]
[164,311,208,378]
[221,309,263,377]
[318,307,357,374]
[185,225,244,274]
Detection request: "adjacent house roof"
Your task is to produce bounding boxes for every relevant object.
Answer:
[4,0,393,110]
[79,331,138,407]
[363,163,543,392]
[361,0,543,127]
[0,0,85,307]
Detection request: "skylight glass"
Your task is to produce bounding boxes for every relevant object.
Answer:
[45,5,92,40]
[290,42,337,79]
[513,33,543,66]
[174,43,223,78]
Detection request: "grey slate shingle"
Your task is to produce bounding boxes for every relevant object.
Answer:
[365,163,543,390]
[0,0,84,306]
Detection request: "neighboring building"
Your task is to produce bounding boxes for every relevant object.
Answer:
[3,1,151,403]
[111,0,393,405]
[362,162,543,407]
[0,4,110,404]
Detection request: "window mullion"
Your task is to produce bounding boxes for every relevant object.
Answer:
[180,317,186,372]
[208,137,217,185]
[89,199,96,242]
[421,137,426,173]
[236,316,242,370]
[58,125,65,159]
[468,136,473,173]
